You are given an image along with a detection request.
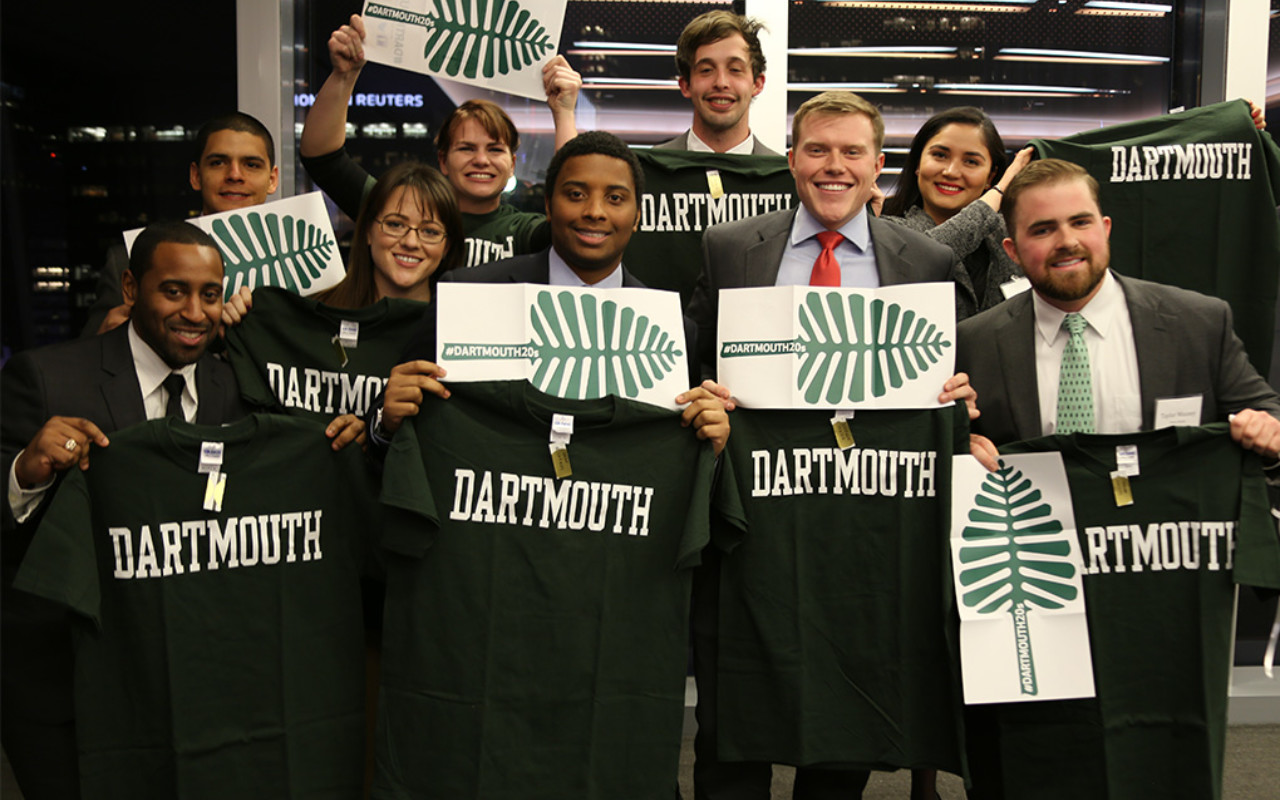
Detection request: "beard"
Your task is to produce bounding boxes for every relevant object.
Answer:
[1028,246,1109,305]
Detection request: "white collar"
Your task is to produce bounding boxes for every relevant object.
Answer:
[1033,269,1125,346]
[128,322,197,397]
[686,129,756,156]
[547,247,625,288]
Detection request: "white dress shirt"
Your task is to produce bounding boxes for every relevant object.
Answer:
[547,248,626,288]
[686,129,758,156]
[1033,270,1142,436]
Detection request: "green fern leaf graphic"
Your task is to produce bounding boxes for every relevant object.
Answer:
[721,292,951,404]
[439,290,684,400]
[208,212,337,299]
[956,462,1078,695]
[415,0,554,79]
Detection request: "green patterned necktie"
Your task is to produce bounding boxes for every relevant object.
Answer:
[1055,312,1095,434]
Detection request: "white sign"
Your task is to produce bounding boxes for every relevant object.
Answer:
[951,453,1096,705]
[437,283,689,409]
[123,192,344,301]
[361,0,568,101]
[717,284,956,409]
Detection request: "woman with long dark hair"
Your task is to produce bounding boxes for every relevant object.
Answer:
[883,107,1033,316]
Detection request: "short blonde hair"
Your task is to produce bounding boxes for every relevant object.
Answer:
[791,92,885,153]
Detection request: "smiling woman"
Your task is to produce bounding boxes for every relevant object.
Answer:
[883,107,1033,316]
[315,162,464,308]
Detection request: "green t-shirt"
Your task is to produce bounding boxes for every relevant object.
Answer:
[712,404,970,773]
[461,203,551,267]
[224,286,426,421]
[976,424,1280,800]
[376,380,716,800]
[1032,99,1280,374]
[628,149,796,304]
[15,414,369,800]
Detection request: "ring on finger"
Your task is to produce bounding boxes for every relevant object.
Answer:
[64,438,78,451]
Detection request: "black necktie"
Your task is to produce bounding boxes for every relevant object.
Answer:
[162,373,187,420]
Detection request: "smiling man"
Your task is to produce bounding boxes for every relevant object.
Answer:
[84,113,279,335]
[655,11,778,156]
[1,221,248,800]
[683,91,974,800]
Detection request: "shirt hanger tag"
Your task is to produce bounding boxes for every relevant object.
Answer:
[830,410,855,450]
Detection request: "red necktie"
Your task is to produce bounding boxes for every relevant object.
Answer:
[810,230,843,286]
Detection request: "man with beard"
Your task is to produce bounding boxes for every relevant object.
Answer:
[2,221,249,799]
[957,157,1280,454]
[654,11,779,156]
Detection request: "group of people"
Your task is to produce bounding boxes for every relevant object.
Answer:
[4,7,1280,800]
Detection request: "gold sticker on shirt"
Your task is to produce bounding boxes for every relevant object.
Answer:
[831,419,855,450]
[706,169,724,199]
[204,471,227,513]
[1110,471,1133,507]
[330,335,349,369]
[550,444,572,479]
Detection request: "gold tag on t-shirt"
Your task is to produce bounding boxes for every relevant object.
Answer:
[550,444,572,479]
[831,419,855,450]
[1110,471,1133,507]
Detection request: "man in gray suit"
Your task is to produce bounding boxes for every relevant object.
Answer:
[957,157,1280,457]
[685,91,974,800]
[653,11,779,157]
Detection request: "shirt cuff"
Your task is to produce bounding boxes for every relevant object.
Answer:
[8,451,53,524]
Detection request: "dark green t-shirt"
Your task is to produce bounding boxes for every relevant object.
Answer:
[377,380,715,800]
[628,149,796,304]
[975,424,1280,800]
[15,414,369,800]
[224,286,426,421]
[712,404,970,773]
[1032,99,1280,373]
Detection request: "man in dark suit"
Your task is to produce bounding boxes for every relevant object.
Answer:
[685,91,976,800]
[1,221,248,800]
[372,131,728,453]
[653,11,780,157]
[958,157,1280,459]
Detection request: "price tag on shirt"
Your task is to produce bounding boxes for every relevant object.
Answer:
[204,471,227,512]
[706,169,724,199]
[1110,470,1134,507]
[830,410,855,450]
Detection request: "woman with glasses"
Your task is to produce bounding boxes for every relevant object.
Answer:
[315,161,464,307]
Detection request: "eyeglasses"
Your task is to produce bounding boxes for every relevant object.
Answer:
[375,218,447,244]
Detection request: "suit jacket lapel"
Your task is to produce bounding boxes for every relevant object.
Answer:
[743,209,794,288]
[1121,275,1173,430]
[99,324,147,430]
[868,216,915,286]
[996,296,1042,440]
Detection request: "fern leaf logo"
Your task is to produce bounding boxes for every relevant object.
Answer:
[365,0,555,79]
[956,462,1079,695]
[209,212,337,299]
[441,290,684,399]
[720,291,951,404]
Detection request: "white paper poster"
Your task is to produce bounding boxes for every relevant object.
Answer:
[951,453,1096,705]
[361,0,568,100]
[717,284,956,409]
[123,192,344,301]
[436,283,689,409]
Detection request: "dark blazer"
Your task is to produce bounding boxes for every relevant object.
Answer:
[653,130,781,158]
[686,207,961,375]
[956,272,1280,446]
[0,322,245,798]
